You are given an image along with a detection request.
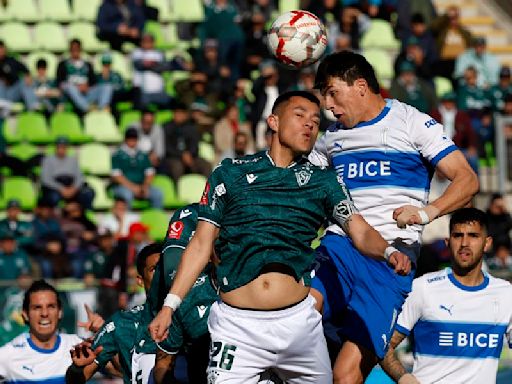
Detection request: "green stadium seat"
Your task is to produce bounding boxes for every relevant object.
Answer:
[72,0,101,21]
[40,0,73,22]
[68,22,109,52]
[8,142,39,162]
[119,110,141,133]
[156,110,173,125]
[140,209,170,241]
[1,177,37,211]
[0,4,7,23]
[144,21,173,50]
[279,0,300,13]
[2,119,19,144]
[78,142,112,176]
[0,22,32,53]
[171,0,204,22]
[84,111,122,143]
[94,50,131,81]
[26,51,58,78]
[199,142,215,164]
[152,174,182,209]
[86,176,113,210]
[363,48,394,84]
[361,20,400,51]
[34,22,68,52]
[15,112,53,144]
[147,0,172,22]
[50,112,92,143]
[5,0,39,23]
[434,77,454,98]
[177,174,207,204]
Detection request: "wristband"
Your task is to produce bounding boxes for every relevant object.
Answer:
[384,246,399,261]
[163,293,182,311]
[417,209,430,225]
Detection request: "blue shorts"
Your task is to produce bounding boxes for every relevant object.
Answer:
[311,232,415,359]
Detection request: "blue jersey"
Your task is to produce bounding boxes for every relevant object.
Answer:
[397,268,512,384]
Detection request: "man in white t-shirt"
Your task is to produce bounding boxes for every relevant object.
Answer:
[99,196,139,239]
[381,208,512,384]
[0,280,82,383]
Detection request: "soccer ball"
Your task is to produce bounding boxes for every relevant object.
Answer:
[267,10,328,69]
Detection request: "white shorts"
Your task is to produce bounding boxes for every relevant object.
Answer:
[131,352,155,384]
[206,295,332,384]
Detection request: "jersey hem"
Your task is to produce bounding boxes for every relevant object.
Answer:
[156,343,179,355]
[395,324,410,336]
[198,216,220,228]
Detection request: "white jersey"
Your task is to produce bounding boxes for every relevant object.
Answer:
[309,99,456,251]
[396,269,512,384]
[0,333,82,383]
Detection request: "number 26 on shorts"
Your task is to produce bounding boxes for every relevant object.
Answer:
[209,341,237,370]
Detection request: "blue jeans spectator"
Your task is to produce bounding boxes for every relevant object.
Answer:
[0,79,39,110]
[42,185,95,210]
[112,185,163,209]
[62,83,113,112]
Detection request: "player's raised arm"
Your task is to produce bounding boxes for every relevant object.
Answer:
[149,220,218,342]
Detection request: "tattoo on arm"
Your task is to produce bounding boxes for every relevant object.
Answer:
[380,331,408,381]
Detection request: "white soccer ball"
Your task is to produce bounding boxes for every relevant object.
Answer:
[267,10,328,69]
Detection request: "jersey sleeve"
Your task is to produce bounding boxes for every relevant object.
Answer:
[197,164,228,227]
[323,171,358,229]
[163,207,197,249]
[92,318,120,368]
[156,315,184,355]
[308,134,330,167]
[408,107,458,167]
[396,278,424,336]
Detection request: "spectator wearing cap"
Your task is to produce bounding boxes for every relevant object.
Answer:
[164,102,212,183]
[96,0,145,51]
[490,66,512,111]
[128,109,165,169]
[56,39,113,113]
[33,58,61,114]
[0,199,33,252]
[456,66,492,118]
[394,36,434,83]
[41,136,95,210]
[390,60,437,113]
[454,36,501,88]
[98,196,140,239]
[431,91,479,174]
[111,127,163,209]
[96,52,132,117]
[0,230,31,281]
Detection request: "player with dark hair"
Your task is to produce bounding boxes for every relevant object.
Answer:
[382,208,512,384]
[309,50,479,383]
[149,90,410,383]
[0,280,82,383]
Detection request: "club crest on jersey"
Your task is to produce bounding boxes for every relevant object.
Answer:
[211,183,226,210]
[333,200,357,223]
[295,170,312,186]
[168,221,184,239]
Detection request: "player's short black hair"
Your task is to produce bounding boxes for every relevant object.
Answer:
[271,90,320,114]
[136,242,163,275]
[449,208,489,233]
[314,50,380,94]
[22,279,62,313]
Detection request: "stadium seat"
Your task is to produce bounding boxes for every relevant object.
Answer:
[177,174,207,204]
[68,22,109,52]
[119,110,141,133]
[1,177,37,211]
[8,142,39,161]
[78,142,112,176]
[171,0,204,22]
[5,0,39,23]
[0,22,32,52]
[140,209,170,241]
[15,112,53,144]
[40,0,73,22]
[199,142,215,164]
[156,110,173,125]
[83,111,122,143]
[363,48,394,85]
[152,174,182,209]
[94,50,131,81]
[279,0,300,13]
[34,22,67,52]
[434,77,454,98]
[50,112,92,143]
[72,0,101,21]
[86,175,113,210]
[0,4,7,23]
[360,19,400,51]
[147,0,172,22]
[26,51,58,77]
[144,21,173,50]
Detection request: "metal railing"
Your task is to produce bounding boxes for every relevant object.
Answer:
[494,114,512,194]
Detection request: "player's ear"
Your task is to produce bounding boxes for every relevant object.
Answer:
[484,236,493,253]
[22,310,29,325]
[136,274,144,288]
[267,114,279,133]
[354,78,367,96]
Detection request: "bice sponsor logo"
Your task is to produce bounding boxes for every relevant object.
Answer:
[200,182,210,205]
[168,221,184,239]
[438,331,500,348]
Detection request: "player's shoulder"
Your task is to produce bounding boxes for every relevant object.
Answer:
[389,98,440,130]
[219,152,267,170]
[1,333,29,352]
[415,269,449,288]
[170,204,198,223]
[487,273,512,291]
[59,333,82,347]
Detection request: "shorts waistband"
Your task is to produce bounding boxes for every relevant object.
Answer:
[217,295,314,320]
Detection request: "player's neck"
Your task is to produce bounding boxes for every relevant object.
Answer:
[452,265,485,287]
[29,332,59,350]
[268,145,300,168]
[361,94,386,123]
